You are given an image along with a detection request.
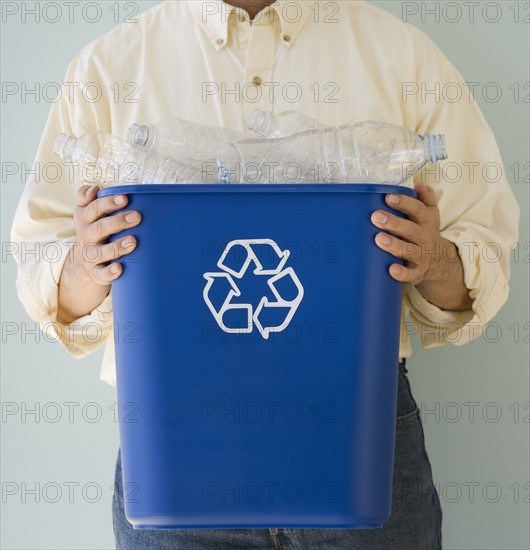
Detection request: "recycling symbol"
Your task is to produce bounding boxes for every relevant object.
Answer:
[203,239,304,339]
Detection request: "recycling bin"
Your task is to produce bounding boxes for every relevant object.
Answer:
[99,183,416,529]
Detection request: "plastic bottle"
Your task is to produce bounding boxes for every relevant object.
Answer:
[218,121,447,185]
[54,131,219,186]
[247,109,325,138]
[126,117,246,161]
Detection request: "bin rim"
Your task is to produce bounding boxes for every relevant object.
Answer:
[98,183,417,197]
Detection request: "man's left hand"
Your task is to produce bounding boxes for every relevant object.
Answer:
[371,182,446,284]
[371,182,472,312]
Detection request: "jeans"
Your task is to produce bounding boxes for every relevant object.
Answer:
[112,360,442,549]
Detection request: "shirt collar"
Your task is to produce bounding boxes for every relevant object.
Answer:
[187,0,312,50]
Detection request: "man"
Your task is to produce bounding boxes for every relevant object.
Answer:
[11,1,519,548]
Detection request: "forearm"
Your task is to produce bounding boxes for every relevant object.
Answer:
[415,237,473,312]
[57,247,111,325]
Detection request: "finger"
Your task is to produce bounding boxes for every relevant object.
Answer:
[371,210,422,244]
[388,263,424,285]
[413,182,438,208]
[97,237,137,264]
[79,238,137,266]
[374,232,420,262]
[83,193,130,225]
[76,185,100,207]
[86,210,141,244]
[92,262,123,285]
[385,192,430,224]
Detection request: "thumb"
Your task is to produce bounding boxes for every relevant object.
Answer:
[76,184,100,207]
[414,182,437,207]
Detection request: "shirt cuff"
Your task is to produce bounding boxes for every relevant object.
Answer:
[42,292,114,358]
[404,229,510,348]
[15,239,114,358]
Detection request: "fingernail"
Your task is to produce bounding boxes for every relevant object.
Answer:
[121,238,135,249]
[373,212,387,224]
[391,264,402,275]
[110,264,120,274]
[387,194,399,205]
[377,233,392,246]
[125,212,139,223]
[84,185,95,196]
[114,195,126,205]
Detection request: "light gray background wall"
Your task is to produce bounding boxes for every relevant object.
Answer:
[1,1,528,549]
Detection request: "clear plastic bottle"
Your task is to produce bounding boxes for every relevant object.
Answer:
[53,131,219,186]
[247,109,325,138]
[126,117,246,161]
[218,121,447,184]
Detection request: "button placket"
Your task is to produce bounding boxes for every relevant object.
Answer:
[243,23,276,123]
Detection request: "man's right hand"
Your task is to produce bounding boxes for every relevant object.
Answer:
[56,185,141,325]
[73,184,141,284]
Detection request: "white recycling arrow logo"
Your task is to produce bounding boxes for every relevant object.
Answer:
[203,239,304,339]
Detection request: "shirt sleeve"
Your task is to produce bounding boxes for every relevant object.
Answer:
[402,28,520,348]
[10,48,115,358]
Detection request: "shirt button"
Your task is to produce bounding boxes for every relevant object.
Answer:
[252,76,263,86]
[216,38,225,46]
[283,34,291,42]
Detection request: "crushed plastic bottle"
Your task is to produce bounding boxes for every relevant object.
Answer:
[126,117,246,161]
[54,116,447,187]
[54,131,219,186]
[247,109,325,138]
[218,121,447,184]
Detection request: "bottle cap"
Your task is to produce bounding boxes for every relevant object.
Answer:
[53,133,77,159]
[428,134,447,163]
[247,109,272,138]
[127,123,156,147]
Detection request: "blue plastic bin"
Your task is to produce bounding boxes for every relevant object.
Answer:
[98,183,416,529]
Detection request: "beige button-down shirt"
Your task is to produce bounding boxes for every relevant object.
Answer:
[11,0,520,385]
